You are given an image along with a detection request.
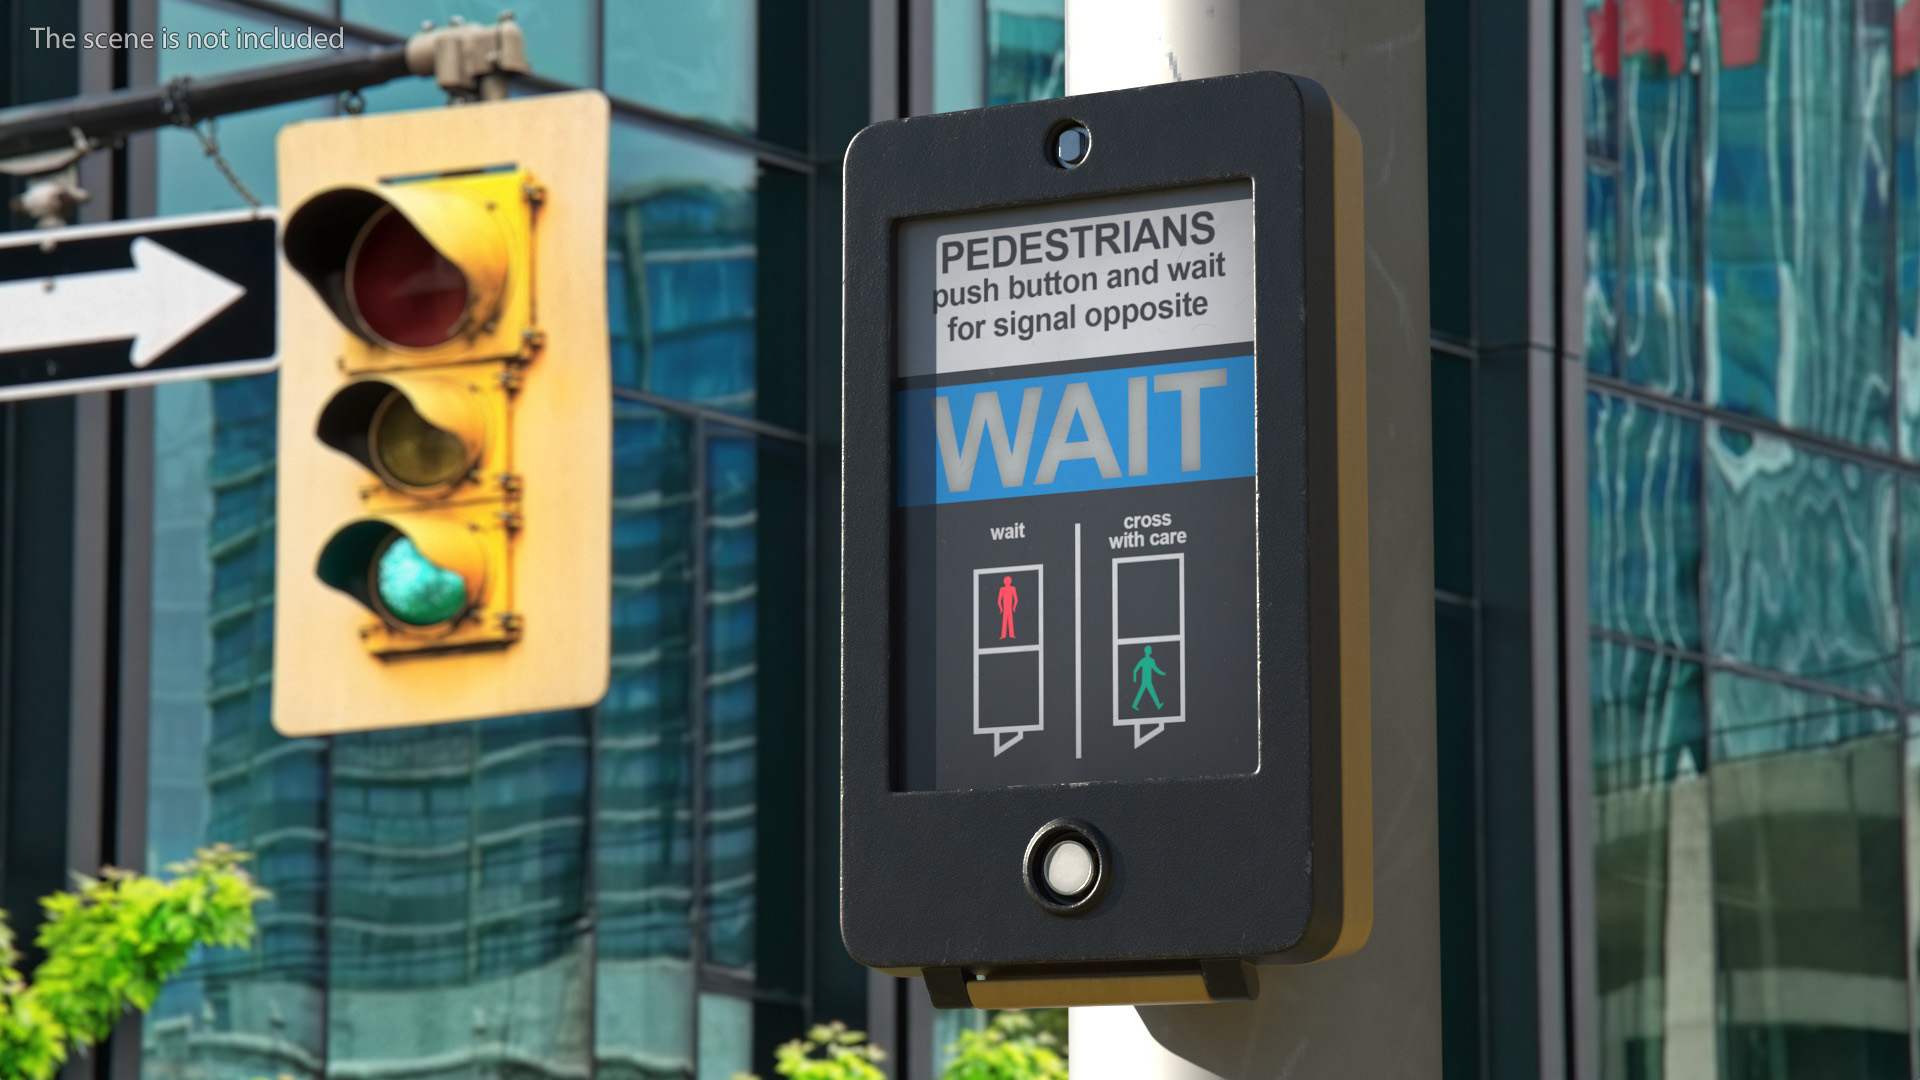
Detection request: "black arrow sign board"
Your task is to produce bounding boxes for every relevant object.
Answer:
[0,210,276,401]
[841,72,1374,1011]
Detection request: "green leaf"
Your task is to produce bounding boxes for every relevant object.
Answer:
[0,849,265,1080]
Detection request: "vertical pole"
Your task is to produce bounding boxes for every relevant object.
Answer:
[1063,0,1240,95]
[1063,0,1440,1076]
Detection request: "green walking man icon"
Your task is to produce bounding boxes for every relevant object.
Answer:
[1131,645,1167,711]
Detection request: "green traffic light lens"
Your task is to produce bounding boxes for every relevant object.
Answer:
[374,535,469,627]
[371,391,468,489]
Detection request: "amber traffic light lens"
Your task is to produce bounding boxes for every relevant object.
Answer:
[348,207,471,348]
[369,390,469,489]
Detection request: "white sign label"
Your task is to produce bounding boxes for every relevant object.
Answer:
[899,189,1254,378]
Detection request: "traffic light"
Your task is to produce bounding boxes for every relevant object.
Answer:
[272,91,611,736]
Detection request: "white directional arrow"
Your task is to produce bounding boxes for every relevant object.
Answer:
[0,238,247,368]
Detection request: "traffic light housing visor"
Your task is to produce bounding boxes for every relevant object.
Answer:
[317,375,491,495]
[283,183,511,350]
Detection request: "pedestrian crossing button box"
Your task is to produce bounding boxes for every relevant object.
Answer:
[841,72,1373,1010]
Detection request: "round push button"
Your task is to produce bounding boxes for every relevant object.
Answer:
[1023,819,1111,915]
[1042,839,1096,897]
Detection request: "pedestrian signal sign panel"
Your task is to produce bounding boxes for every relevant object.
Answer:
[893,184,1259,791]
[840,71,1372,1008]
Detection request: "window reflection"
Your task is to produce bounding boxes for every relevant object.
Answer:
[325,715,592,1080]
[1900,0,1920,457]
[1592,641,1708,1080]
[605,0,757,132]
[934,0,1064,113]
[1711,676,1906,1079]
[1901,480,1920,699]
[1707,424,1897,699]
[704,433,759,971]
[1621,2,1697,398]
[1705,0,1892,447]
[140,7,810,1080]
[144,375,325,1080]
[987,1,1065,105]
[1589,393,1701,651]
[1591,1,1920,1077]
[1587,164,1620,376]
[696,994,753,1080]
[608,123,759,415]
[1585,0,1617,158]
[597,403,698,1080]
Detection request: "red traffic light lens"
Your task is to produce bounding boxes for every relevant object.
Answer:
[348,207,470,348]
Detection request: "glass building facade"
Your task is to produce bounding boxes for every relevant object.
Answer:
[0,0,1066,1075]
[8,0,1761,1076]
[124,1,832,1079]
[99,1,1066,1079]
[929,0,1066,113]
[1582,0,1920,1075]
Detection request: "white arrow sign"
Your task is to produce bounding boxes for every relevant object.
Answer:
[0,237,247,368]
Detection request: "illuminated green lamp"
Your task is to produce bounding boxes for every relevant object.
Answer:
[316,518,487,633]
[376,536,469,626]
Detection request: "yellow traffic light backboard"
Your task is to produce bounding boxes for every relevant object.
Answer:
[272,91,610,736]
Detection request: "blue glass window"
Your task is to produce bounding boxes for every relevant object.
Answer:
[1704,0,1892,448]
[1589,393,1702,650]
[140,6,814,1080]
[605,0,757,132]
[609,123,759,415]
[987,1,1065,106]
[1586,163,1621,376]
[934,0,1063,113]
[1590,640,1706,1080]
[1707,424,1897,698]
[1710,676,1905,1077]
[1621,11,1699,398]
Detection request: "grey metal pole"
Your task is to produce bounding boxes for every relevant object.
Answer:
[0,14,529,166]
[1063,0,1240,95]
[1063,0,1440,1076]
[0,46,411,163]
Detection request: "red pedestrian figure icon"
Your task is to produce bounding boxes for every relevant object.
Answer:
[997,575,1020,640]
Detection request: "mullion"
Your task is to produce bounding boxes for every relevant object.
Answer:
[1590,372,1920,477]
[582,701,601,1079]
[1466,334,1491,1080]
[1592,627,1907,713]
[689,416,711,1070]
[614,387,806,445]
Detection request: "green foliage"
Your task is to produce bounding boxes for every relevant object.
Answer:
[0,845,268,1080]
[736,1009,1069,1080]
[941,1010,1068,1080]
[735,1021,887,1080]
[1001,1009,1067,1057]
